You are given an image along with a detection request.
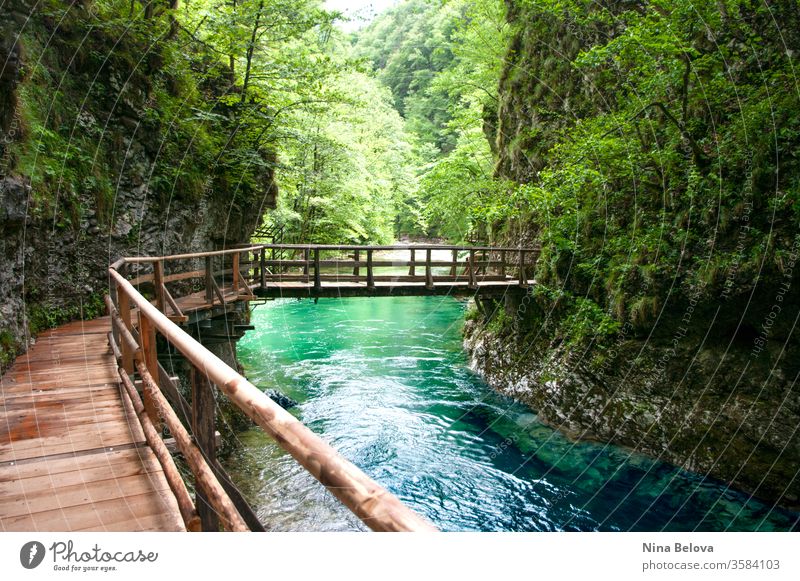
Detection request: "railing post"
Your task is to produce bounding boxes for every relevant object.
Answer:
[353,250,360,277]
[109,280,120,355]
[314,248,321,291]
[205,256,213,304]
[118,288,134,375]
[518,250,527,286]
[191,365,220,532]
[259,248,266,290]
[303,248,310,283]
[409,249,416,277]
[153,260,165,313]
[425,248,433,290]
[468,249,477,289]
[232,252,241,294]
[138,313,160,430]
[367,249,375,290]
[450,249,458,278]
[500,250,506,277]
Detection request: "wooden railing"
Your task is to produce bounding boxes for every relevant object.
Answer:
[254,244,540,290]
[113,243,540,322]
[106,247,440,532]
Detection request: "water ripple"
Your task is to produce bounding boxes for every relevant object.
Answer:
[224,297,800,532]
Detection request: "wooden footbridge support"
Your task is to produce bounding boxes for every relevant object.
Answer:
[1,243,537,532]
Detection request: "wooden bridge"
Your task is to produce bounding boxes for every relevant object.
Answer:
[1,244,538,532]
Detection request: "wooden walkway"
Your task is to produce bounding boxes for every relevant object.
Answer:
[0,318,184,531]
[0,243,534,532]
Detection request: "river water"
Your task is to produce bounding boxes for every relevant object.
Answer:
[222,296,799,532]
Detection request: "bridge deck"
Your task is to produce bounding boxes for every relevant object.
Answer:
[256,278,533,298]
[0,318,185,532]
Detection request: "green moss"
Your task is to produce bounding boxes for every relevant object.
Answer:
[27,292,106,336]
[0,331,18,372]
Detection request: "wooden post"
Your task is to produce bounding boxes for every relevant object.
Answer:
[191,365,219,532]
[153,260,165,313]
[259,248,266,290]
[205,256,213,304]
[109,284,120,356]
[425,248,433,290]
[118,290,134,375]
[518,250,527,286]
[109,278,120,353]
[232,252,240,294]
[353,250,360,277]
[118,368,201,532]
[468,249,477,289]
[500,250,507,277]
[450,249,458,278]
[138,313,160,429]
[303,248,310,283]
[409,249,416,277]
[314,248,321,291]
[137,362,248,532]
[367,249,375,290]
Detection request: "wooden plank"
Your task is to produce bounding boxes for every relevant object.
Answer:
[162,269,205,284]
[0,378,117,393]
[0,384,121,404]
[2,488,184,532]
[0,419,146,462]
[0,447,159,482]
[262,274,510,283]
[0,310,186,533]
[0,469,173,517]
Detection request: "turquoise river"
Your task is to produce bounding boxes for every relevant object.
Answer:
[222,297,800,532]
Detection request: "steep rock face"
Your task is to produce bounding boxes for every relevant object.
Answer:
[0,2,275,370]
[468,0,800,508]
[465,317,800,507]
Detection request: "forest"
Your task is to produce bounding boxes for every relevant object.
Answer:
[1,0,800,522]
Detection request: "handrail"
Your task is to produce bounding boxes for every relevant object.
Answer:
[119,244,540,296]
[120,243,540,263]
[107,265,437,532]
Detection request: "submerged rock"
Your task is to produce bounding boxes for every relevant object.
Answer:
[264,389,298,410]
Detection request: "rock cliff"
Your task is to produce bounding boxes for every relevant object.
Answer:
[466,0,800,508]
[0,1,276,370]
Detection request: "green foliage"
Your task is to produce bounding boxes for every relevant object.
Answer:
[27,293,106,336]
[264,62,418,244]
[485,0,800,343]
[354,0,463,153]
[486,304,513,334]
[0,331,17,373]
[355,0,511,240]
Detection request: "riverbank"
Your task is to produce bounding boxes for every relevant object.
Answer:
[463,313,800,512]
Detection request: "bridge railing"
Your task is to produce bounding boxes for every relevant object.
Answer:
[114,244,540,321]
[106,250,438,532]
[253,244,540,290]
